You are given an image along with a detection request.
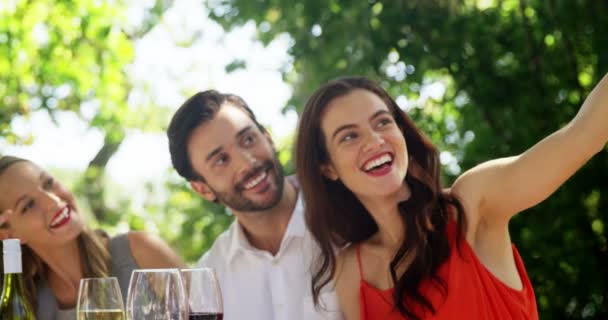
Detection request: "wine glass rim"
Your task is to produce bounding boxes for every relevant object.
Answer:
[80,276,119,281]
[132,268,180,273]
[180,267,215,272]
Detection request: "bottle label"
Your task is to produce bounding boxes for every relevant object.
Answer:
[3,252,22,274]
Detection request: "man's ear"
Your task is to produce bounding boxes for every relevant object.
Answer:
[320,163,339,181]
[190,180,217,202]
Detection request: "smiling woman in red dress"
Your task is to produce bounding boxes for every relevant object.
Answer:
[295,74,608,319]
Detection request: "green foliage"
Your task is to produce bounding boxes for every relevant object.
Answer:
[0,0,135,228]
[150,173,234,264]
[207,0,608,318]
[0,0,191,259]
[92,169,234,265]
[1,0,132,135]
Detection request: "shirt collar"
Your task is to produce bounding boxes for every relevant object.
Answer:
[283,191,306,239]
[226,190,305,264]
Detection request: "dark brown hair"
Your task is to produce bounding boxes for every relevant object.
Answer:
[295,77,465,319]
[0,156,111,308]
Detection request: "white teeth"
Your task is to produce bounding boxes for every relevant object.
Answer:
[364,154,393,171]
[244,171,267,190]
[50,207,70,228]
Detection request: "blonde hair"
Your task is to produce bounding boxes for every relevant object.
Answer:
[0,156,112,307]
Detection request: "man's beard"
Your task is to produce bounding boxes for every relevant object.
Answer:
[211,157,285,212]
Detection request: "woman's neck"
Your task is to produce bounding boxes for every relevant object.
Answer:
[32,240,84,308]
[359,183,411,251]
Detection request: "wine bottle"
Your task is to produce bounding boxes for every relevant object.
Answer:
[0,239,35,319]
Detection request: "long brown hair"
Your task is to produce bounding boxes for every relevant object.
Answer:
[295,77,465,319]
[0,156,112,308]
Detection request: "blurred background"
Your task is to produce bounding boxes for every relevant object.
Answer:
[1,0,606,318]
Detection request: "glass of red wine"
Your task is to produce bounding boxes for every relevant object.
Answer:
[180,268,223,320]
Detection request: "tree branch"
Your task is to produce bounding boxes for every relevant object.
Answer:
[80,131,125,222]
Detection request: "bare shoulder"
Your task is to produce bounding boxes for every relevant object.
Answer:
[335,245,359,286]
[335,245,360,320]
[450,159,497,200]
[452,157,517,240]
[128,231,187,269]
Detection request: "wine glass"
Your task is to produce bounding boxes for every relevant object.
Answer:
[180,268,223,320]
[76,277,125,320]
[126,269,187,320]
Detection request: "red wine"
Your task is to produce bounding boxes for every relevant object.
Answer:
[189,313,223,320]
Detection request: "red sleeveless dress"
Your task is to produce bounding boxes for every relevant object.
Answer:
[357,222,538,320]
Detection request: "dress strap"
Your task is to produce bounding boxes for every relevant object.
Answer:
[356,244,364,280]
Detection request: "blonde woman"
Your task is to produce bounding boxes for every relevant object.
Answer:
[0,156,186,320]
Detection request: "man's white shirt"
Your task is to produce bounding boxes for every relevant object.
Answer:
[195,191,343,320]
